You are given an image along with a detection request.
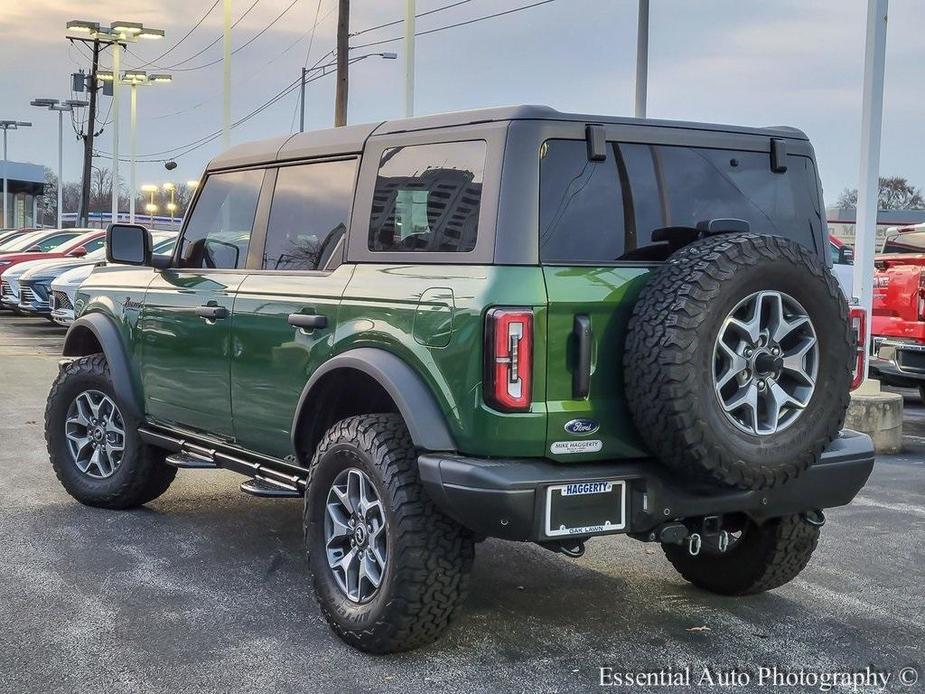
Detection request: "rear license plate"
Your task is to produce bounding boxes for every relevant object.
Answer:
[544,480,626,537]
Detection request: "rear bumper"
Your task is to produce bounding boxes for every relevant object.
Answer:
[418,430,875,542]
[869,340,925,386]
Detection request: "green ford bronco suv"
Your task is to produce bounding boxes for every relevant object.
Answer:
[45,106,874,653]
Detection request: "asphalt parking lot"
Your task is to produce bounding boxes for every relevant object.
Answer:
[0,314,922,694]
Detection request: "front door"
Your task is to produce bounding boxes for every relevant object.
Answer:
[141,167,265,437]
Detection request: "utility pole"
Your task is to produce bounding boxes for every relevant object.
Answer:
[334,0,349,127]
[223,0,232,149]
[634,0,649,118]
[79,39,100,227]
[404,0,415,117]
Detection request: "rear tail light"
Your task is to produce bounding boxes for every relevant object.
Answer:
[484,308,533,411]
[918,270,925,320]
[849,306,867,390]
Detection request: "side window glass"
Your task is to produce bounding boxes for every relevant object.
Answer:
[38,233,78,251]
[177,168,264,269]
[83,237,105,253]
[368,140,486,253]
[263,159,357,271]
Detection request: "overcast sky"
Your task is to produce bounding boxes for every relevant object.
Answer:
[1,0,922,207]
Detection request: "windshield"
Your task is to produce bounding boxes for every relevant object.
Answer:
[539,140,823,263]
[1,230,45,252]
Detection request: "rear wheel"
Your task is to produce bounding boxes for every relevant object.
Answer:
[304,414,474,653]
[45,354,176,508]
[662,514,820,595]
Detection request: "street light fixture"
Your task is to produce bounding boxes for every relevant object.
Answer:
[30,98,88,229]
[1,119,33,229]
[66,18,165,226]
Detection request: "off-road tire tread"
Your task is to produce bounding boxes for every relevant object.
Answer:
[305,413,474,653]
[624,233,852,490]
[662,515,820,595]
[45,354,176,509]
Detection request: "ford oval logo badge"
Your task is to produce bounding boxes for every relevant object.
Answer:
[564,418,599,436]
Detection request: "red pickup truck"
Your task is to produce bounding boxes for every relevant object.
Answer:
[870,224,925,399]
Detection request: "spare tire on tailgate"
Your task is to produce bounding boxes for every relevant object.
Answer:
[624,233,852,490]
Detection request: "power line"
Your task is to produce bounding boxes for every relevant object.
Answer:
[145,3,337,122]
[125,0,262,70]
[130,0,222,69]
[164,0,305,72]
[350,0,476,38]
[352,0,560,50]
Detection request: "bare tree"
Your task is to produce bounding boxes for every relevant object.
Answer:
[835,176,925,210]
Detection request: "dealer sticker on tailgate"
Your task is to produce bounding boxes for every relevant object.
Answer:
[550,440,603,454]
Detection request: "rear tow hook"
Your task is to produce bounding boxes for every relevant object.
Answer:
[539,539,586,558]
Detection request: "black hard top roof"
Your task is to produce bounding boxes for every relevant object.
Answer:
[207,105,808,171]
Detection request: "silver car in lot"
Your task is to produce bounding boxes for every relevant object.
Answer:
[49,233,178,326]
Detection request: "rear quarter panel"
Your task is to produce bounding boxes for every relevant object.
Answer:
[338,264,549,457]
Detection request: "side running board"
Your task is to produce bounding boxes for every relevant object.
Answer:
[140,427,307,497]
[165,452,218,469]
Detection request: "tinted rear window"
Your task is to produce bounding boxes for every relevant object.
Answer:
[539,140,822,263]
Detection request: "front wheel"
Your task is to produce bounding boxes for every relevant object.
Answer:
[304,414,474,653]
[45,354,176,509]
[662,514,820,595]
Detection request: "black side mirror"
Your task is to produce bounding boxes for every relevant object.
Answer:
[106,223,152,266]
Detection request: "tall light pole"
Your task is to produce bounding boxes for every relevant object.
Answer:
[404,0,415,118]
[163,182,177,229]
[99,71,172,223]
[853,0,890,381]
[30,99,88,229]
[223,0,232,150]
[635,0,649,118]
[0,120,32,229]
[65,20,164,226]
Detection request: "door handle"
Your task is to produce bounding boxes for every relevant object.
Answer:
[288,313,328,331]
[196,305,228,321]
[573,314,592,399]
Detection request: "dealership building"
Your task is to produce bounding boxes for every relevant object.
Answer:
[1,161,45,228]
[828,206,925,246]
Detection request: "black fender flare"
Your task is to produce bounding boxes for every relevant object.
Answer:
[63,313,143,419]
[291,348,457,452]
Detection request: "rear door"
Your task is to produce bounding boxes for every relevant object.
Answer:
[230,158,358,458]
[141,167,265,437]
[539,133,826,462]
